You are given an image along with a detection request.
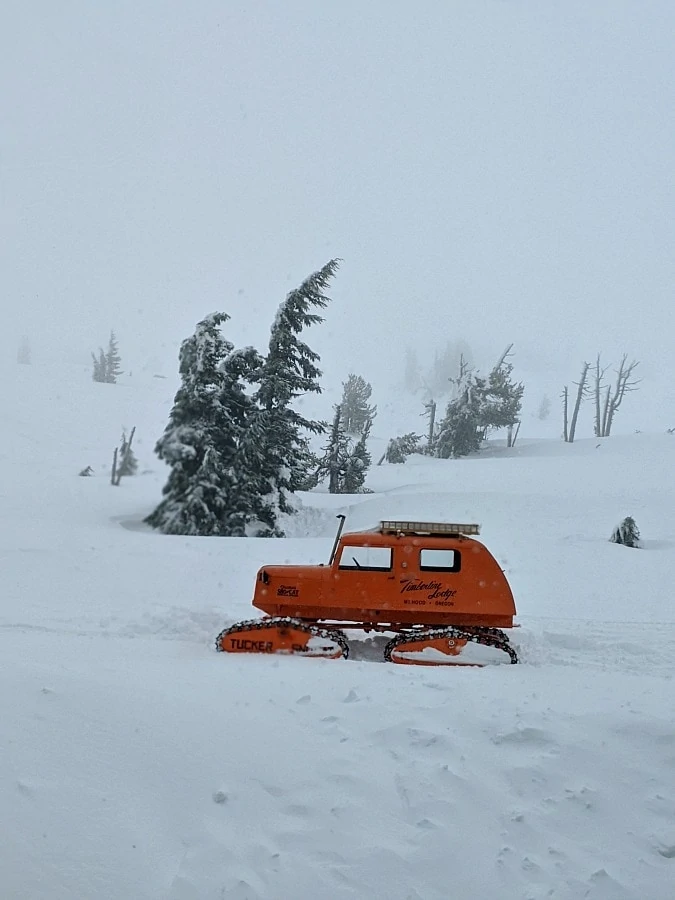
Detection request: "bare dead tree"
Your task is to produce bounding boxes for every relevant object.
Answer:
[112,426,137,486]
[564,363,590,442]
[111,446,119,485]
[592,354,609,437]
[492,343,514,372]
[561,386,569,442]
[507,421,521,448]
[603,356,640,436]
[600,384,611,437]
[591,354,640,437]
[422,398,437,453]
[454,353,470,389]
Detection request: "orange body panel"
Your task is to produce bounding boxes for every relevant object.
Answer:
[253,530,516,629]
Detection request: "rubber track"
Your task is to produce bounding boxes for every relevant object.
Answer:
[215,616,350,659]
[384,625,518,664]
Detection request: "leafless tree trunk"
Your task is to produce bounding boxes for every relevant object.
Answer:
[561,386,569,442]
[492,343,514,373]
[507,421,521,448]
[111,447,118,485]
[568,362,589,443]
[112,426,136,486]
[422,399,436,453]
[593,354,609,436]
[604,356,640,436]
[600,385,611,437]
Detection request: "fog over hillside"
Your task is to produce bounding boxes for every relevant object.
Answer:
[2,2,674,414]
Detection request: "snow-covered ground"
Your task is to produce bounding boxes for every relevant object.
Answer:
[2,362,674,900]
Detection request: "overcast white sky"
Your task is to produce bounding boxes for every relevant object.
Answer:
[2,1,673,390]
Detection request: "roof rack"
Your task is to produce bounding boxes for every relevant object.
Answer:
[378,520,480,537]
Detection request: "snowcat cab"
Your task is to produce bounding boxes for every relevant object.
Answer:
[216,517,518,666]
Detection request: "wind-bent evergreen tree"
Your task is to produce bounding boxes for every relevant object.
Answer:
[340,374,377,434]
[240,259,340,535]
[436,348,524,458]
[145,313,261,535]
[382,432,422,464]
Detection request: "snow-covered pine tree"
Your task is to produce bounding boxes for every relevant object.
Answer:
[435,347,524,458]
[91,348,107,382]
[383,432,422,464]
[342,426,371,491]
[480,351,524,437]
[145,313,261,536]
[240,259,340,536]
[315,406,372,493]
[315,405,351,493]
[435,368,486,458]
[340,373,377,434]
[105,331,122,383]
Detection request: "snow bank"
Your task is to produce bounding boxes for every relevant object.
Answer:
[1,362,673,899]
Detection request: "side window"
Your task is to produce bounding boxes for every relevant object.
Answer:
[420,548,461,572]
[338,545,392,571]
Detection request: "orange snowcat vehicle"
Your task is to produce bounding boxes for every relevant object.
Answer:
[216,517,518,666]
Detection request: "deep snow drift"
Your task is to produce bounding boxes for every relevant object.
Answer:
[1,363,674,900]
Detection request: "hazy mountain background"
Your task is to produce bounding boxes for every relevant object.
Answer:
[2,1,673,426]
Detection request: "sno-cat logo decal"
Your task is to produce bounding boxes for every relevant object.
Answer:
[400,578,456,606]
[277,584,299,597]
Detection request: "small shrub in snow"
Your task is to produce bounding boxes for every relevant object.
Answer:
[610,516,641,549]
[78,466,94,476]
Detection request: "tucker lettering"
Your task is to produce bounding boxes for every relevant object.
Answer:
[229,639,274,652]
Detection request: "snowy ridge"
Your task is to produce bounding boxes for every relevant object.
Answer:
[1,362,674,899]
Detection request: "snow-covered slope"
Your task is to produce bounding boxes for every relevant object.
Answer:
[1,362,674,900]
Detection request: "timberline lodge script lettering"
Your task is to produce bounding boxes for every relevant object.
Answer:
[400,579,457,601]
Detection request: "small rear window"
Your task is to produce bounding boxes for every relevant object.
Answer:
[420,548,461,572]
